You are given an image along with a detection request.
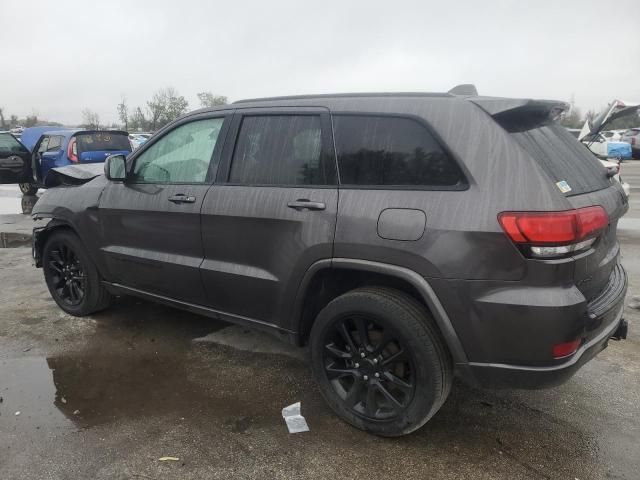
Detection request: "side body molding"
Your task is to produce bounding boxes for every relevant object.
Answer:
[291,258,469,365]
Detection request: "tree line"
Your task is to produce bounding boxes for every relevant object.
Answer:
[0,88,227,132]
[4,93,639,133]
[0,108,62,129]
[115,88,227,132]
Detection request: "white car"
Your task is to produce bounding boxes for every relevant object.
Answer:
[602,130,626,141]
[581,132,631,159]
[566,128,631,198]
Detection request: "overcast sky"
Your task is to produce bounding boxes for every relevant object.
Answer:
[2,0,639,125]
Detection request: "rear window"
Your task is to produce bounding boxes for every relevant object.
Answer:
[333,115,465,187]
[508,122,610,196]
[75,132,131,153]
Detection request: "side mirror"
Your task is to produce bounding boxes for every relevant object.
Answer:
[104,154,127,181]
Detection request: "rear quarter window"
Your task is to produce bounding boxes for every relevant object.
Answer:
[508,123,610,196]
[332,115,465,188]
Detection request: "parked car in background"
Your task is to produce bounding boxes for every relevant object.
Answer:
[16,128,132,195]
[565,128,631,197]
[19,87,629,437]
[0,132,31,185]
[602,130,625,141]
[621,128,640,159]
[581,132,632,160]
[129,133,152,150]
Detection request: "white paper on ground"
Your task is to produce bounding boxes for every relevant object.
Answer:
[282,402,310,433]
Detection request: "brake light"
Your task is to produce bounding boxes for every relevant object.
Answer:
[498,206,608,258]
[552,339,581,359]
[67,138,78,162]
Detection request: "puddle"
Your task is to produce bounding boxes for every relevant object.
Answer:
[0,232,31,248]
[0,300,312,436]
[0,357,72,436]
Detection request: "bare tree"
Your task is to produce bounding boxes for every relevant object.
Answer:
[0,107,6,129]
[130,107,148,131]
[197,91,228,108]
[146,92,165,131]
[82,109,100,129]
[147,88,189,130]
[25,115,38,127]
[117,96,129,131]
[162,87,189,124]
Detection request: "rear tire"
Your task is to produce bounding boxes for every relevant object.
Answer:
[310,287,452,436]
[18,183,38,195]
[42,230,112,316]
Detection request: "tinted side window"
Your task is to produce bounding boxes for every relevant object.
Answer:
[229,115,333,185]
[133,118,224,184]
[333,115,464,187]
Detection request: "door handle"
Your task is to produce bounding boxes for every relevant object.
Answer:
[287,199,326,211]
[168,194,196,204]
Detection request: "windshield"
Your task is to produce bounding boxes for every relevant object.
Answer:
[75,132,131,153]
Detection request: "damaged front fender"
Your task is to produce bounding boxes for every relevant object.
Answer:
[44,163,105,188]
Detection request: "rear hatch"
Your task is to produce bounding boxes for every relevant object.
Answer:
[74,131,131,163]
[475,98,628,302]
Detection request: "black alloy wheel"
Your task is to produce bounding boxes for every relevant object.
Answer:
[322,314,416,420]
[42,230,112,316]
[310,287,452,436]
[45,241,86,306]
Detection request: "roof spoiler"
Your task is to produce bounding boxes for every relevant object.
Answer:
[471,97,569,132]
[448,84,478,96]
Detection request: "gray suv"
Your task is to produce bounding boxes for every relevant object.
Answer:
[26,87,629,436]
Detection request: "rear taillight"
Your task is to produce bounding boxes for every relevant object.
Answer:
[67,138,78,162]
[552,339,582,359]
[498,206,609,258]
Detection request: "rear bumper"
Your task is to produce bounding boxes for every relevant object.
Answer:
[466,306,625,388]
[447,262,628,389]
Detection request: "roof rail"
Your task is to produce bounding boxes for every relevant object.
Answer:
[233,92,451,104]
[448,84,478,96]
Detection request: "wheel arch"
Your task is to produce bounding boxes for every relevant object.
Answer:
[291,258,468,364]
[33,219,99,272]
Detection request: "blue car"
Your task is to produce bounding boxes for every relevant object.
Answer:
[16,127,131,194]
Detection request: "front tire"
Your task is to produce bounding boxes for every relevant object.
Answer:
[18,183,38,195]
[42,230,112,316]
[310,287,452,437]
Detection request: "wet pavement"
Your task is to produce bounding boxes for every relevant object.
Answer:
[1,165,640,479]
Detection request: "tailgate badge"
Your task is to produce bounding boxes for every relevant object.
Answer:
[556,180,572,193]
